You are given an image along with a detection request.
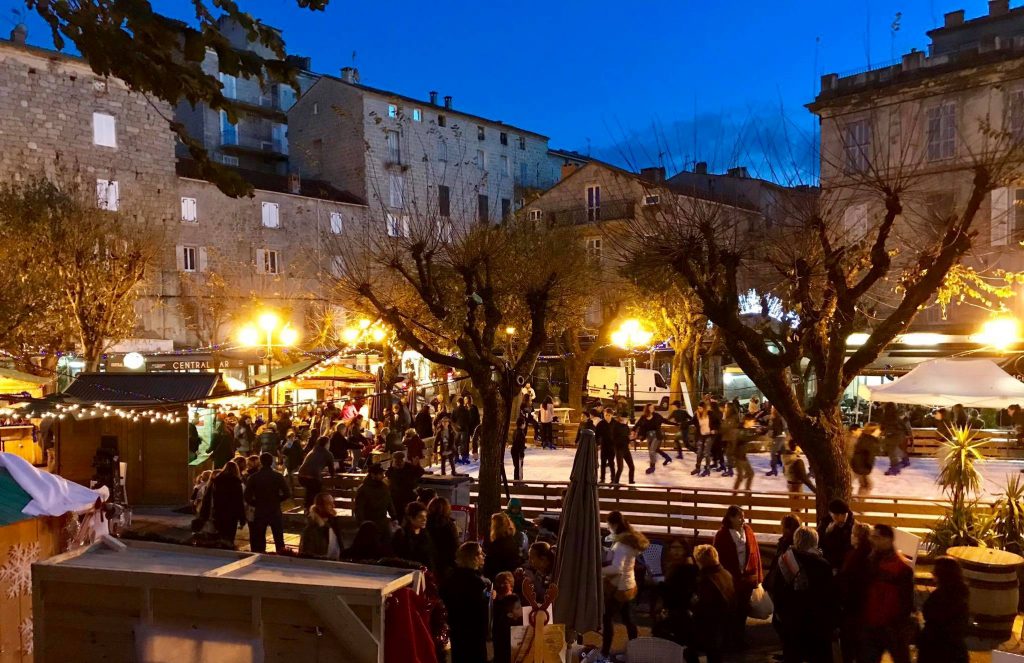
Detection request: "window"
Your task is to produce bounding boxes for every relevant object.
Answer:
[926,103,957,161]
[387,104,398,118]
[500,132,508,146]
[586,238,602,261]
[586,185,601,222]
[500,155,509,176]
[388,174,405,208]
[387,130,401,164]
[261,201,280,228]
[843,203,869,240]
[844,119,871,173]
[219,153,239,166]
[642,194,661,206]
[501,198,511,219]
[477,149,486,170]
[278,84,296,110]
[180,246,197,272]
[219,72,236,99]
[330,211,344,234]
[518,136,526,150]
[313,102,319,115]
[436,218,453,243]
[519,161,528,184]
[412,108,422,122]
[438,185,450,218]
[437,138,447,162]
[96,179,119,211]
[528,209,542,221]
[330,255,346,278]
[92,113,117,148]
[180,197,197,223]
[478,194,489,223]
[1008,90,1024,138]
[386,213,410,237]
[438,114,447,127]
[257,249,280,275]
[477,125,485,140]
[220,110,238,145]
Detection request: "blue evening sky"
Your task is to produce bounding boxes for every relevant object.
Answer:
[3,0,994,181]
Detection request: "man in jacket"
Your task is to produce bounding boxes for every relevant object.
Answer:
[385,451,424,515]
[243,452,291,553]
[667,400,693,458]
[451,398,471,464]
[860,524,914,663]
[596,408,615,482]
[610,411,635,484]
[820,499,855,571]
[354,463,398,540]
[297,436,336,509]
[234,414,255,456]
[464,395,481,460]
[770,527,838,663]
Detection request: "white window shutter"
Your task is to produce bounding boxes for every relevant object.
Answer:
[256,248,266,274]
[198,247,209,272]
[181,197,197,222]
[96,179,108,209]
[330,212,343,234]
[402,215,410,237]
[175,245,185,271]
[992,187,1010,246]
[107,181,119,211]
[92,113,117,148]
[261,202,280,228]
[843,203,868,240]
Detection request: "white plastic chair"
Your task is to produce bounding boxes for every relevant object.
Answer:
[625,636,686,663]
[641,542,665,584]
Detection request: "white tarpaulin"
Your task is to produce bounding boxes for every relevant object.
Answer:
[867,358,1024,409]
[0,452,108,517]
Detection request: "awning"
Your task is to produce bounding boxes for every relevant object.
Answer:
[866,358,1024,409]
[62,372,221,405]
[0,368,50,398]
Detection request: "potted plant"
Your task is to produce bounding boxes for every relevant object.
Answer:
[925,425,992,553]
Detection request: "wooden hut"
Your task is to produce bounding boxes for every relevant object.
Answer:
[32,540,416,663]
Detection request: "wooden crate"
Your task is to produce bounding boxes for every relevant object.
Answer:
[32,540,415,663]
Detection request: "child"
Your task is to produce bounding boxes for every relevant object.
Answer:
[520,541,555,601]
[492,571,522,663]
[191,470,213,514]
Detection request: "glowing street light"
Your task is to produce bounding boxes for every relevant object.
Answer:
[238,310,300,406]
[341,318,390,348]
[612,318,653,423]
[973,316,1021,352]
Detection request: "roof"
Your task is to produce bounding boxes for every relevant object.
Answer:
[176,159,366,206]
[0,469,32,527]
[62,372,221,405]
[0,367,50,385]
[309,74,549,139]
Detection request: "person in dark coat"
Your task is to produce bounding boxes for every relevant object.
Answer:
[188,417,202,458]
[281,428,304,477]
[686,544,736,663]
[299,491,345,559]
[243,452,291,553]
[385,451,424,514]
[838,522,873,663]
[667,400,693,458]
[391,501,434,567]
[402,429,426,466]
[510,415,527,481]
[769,527,838,663]
[297,436,335,510]
[200,462,246,546]
[491,570,522,663]
[414,404,434,440]
[209,417,233,469]
[464,395,481,459]
[597,408,616,482]
[426,496,460,578]
[354,463,397,539]
[611,412,636,484]
[652,538,698,646]
[257,422,280,455]
[918,556,970,663]
[820,498,855,571]
[451,398,471,463]
[483,512,524,581]
[234,414,255,455]
[441,542,491,663]
[433,415,458,476]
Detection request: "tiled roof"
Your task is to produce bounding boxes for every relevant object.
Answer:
[0,469,32,527]
[176,159,366,206]
[62,373,221,405]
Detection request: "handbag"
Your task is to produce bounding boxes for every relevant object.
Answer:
[748,583,773,620]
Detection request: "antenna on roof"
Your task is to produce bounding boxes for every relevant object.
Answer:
[351,50,357,66]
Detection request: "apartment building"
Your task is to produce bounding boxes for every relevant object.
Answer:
[288,68,561,234]
[809,0,1024,331]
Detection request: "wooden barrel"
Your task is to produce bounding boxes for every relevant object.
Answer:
[947,546,1024,641]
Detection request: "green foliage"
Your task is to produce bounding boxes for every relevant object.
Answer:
[924,500,995,554]
[991,475,1024,554]
[936,425,986,508]
[23,0,330,196]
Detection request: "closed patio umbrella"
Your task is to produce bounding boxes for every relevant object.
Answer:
[552,430,603,640]
[370,367,386,423]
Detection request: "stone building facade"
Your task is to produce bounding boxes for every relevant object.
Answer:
[809,0,1024,331]
[287,70,559,234]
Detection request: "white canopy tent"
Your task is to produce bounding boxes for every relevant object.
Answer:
[866,357,1024,409]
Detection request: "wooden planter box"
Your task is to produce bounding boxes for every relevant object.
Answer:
[32,540,415,663]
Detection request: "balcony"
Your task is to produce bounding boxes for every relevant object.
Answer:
[544,199,637,225]
[220,134,288,161]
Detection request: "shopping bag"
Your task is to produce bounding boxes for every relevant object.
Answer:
[748,583,773,620]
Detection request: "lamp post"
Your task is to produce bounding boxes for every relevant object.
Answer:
[612,319,652,423]
[238,311,299,409]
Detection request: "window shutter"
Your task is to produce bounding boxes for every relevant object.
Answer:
[992,187,1010,246]
[107,181,119,211]
[92,113,117,148]
[330,212,343,234]
[402,215,410,237]
[255,248,266,273]
[181,197,197,222]
[198,247,209,272]
[96,179,108,209]
[175,245,185,271]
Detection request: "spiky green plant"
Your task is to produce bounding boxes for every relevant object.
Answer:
[936,425,986,509]
[924,500,995,554]
[991,475,1024,554]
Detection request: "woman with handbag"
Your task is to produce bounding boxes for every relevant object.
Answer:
[600,511,649,658]
[713,505,763,648]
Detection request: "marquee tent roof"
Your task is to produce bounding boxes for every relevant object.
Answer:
[866,357,1024,409]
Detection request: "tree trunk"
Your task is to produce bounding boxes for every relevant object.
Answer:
[83,337,102,372]
[791,406,852,528]
[476,379,506,538]
[565,361,587,415]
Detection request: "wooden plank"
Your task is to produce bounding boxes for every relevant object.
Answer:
[202,553,261,578]
[307,594,379,663]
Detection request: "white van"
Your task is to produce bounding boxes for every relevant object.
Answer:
[585,365,670,409]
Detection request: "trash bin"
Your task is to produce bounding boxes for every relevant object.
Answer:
[420,473,471,506]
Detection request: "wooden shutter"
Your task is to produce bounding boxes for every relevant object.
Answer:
[255,248,267,274]
[175,245,185,271]
[198,247,209,273]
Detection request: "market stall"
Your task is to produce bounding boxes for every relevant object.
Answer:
[866,357,1024,409]
[32,540,418,663]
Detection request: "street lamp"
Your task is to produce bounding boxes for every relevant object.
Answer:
[612,318,653,423]
[973,316,1021,352]
[340,319,391,372]
[238,310,300,407]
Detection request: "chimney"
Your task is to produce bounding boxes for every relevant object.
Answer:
[944,10,965,27]
[901,49,925,71]
[560,162,580,180]
[444,95,453,109]
[429,91,438,105]
[640,166,666,183]
[727,166,749,178]
[694,161,708,175]
[990,0,1010,16]
[286,172,301,195]
[9,23,27,45]
[340,66,360,84]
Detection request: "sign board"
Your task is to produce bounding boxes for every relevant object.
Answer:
[145,357,245,372]
[511,623,565,663]
[894,528,921,569]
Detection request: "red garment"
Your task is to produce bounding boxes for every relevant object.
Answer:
[861,550,914,628]
[405,435,425,461]
[713,524,763,591]
[385,587,438,663]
